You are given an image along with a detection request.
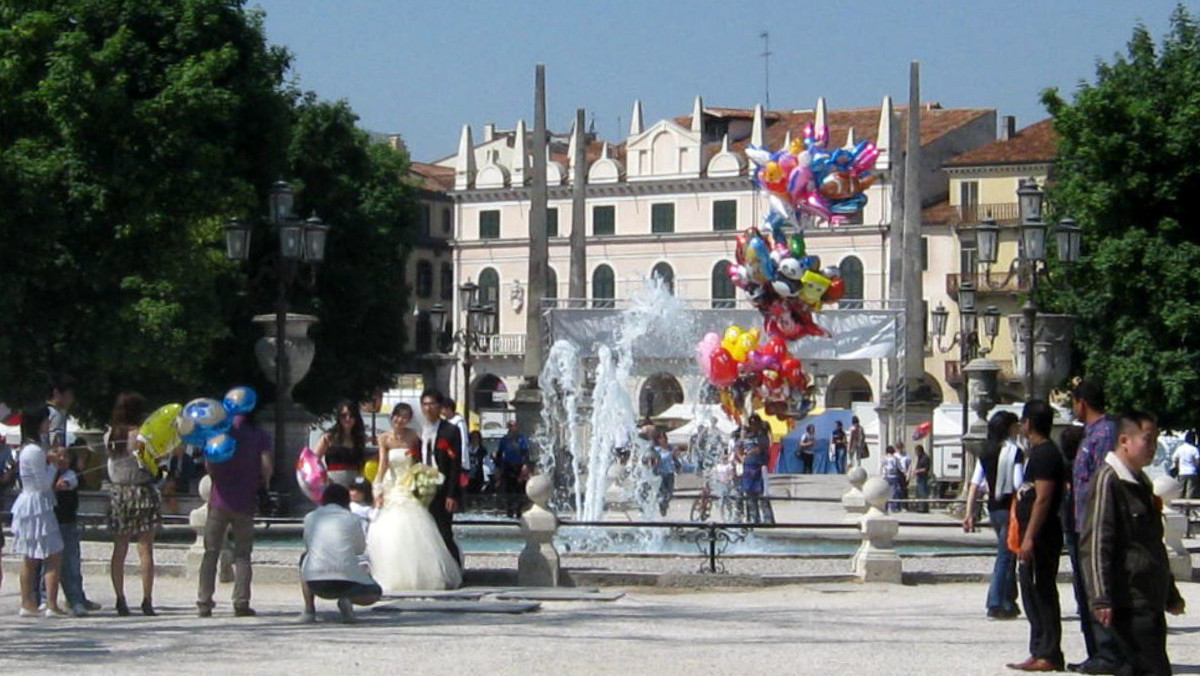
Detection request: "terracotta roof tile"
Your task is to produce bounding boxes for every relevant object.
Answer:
[945,118,1057,167]
[921,199,957,226]
[409,162,454,192]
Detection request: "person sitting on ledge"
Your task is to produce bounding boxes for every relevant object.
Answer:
[299,483,382,624]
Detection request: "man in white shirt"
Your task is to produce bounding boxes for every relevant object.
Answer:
[299,484,381,623]
[442,398,471,490]
[1172,430,1199,499]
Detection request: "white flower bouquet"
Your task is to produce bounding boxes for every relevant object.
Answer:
[399,462,444,506]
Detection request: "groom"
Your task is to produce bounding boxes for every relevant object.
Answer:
[419,388,463,567]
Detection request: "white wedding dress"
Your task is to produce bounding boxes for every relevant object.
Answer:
[366,448,462,591]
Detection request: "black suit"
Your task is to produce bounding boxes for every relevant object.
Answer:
[424,419,463,566]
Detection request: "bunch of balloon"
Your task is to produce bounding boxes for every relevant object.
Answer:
[696,327,814,424]
[174,386,259,465]
[696,121,876,421]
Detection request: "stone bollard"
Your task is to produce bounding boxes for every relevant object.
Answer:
[186,475,234,583]
[1153,476,1193,583]
[852,477,902,583]
[842,466,868,522]
[518,475,561,587]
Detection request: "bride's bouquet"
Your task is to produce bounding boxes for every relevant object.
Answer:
[399,462,444,506]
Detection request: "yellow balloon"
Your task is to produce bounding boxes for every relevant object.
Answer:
[745,327,762,349]
[731,333,756,362]
[721,326,743,353]
[363,459,379,483]
[799,270,832,308]
[140,403,183,458]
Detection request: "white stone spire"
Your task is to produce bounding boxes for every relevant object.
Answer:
[511,119,527,185]
[751,104,765,147]
[454,124,475,190]
[629,99,644,136]
[815,97,828,136]
[691,96,703,133]
[877,95,893,169]
[568,117,584,184]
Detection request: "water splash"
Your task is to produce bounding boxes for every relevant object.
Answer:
[537,276,696,528]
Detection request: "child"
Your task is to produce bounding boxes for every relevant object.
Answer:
[348,477,376,534]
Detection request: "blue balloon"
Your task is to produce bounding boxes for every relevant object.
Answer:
[204,433,237,464]
[175,415,212,446]
[182,397,231,435]
[222,386,258,416]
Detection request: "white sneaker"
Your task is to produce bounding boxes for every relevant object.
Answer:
[37,603,47,612]
[298,610,316,624]
[18,608,39,618]
[44,607,69,618]
[336,597,356,623]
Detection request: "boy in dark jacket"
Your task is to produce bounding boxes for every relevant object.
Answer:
[1080,411,1185,675]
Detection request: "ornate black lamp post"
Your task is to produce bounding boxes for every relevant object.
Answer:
[225,180,329,471]
[427,280,498,416]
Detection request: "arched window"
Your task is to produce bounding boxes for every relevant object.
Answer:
[478,268,500,308]
[711,260,736,308]
[651,262,675,295]
[416,260,433,298]
[838,255,864,308]
[639,373,684,418]
[545,266,558,305]
[415,310,433,353]
[592,264,615,309]
[472,374,507,412]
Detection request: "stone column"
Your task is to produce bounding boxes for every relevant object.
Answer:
[518,475,561,587]
[1154,476,1193,583]
[853,477,902,583]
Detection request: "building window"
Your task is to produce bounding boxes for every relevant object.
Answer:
[420,204,431,237]
[839,256,864,308]
[546,208,559,238]
[920,237,929,272]
[440,262,453,301]
[711,261,736,308]
[479,210,500,239]
[593,205,615,236]
[960,180,980,221]
[639,373,684,418]
[478,267,500,309]
[592,264,615,308]
[651,262,675,294]
[415,310,433,353]
[441,207,452,235]
[712,200,737,231]
[545,266,558,305]
[651,203,675,234]
[416,260,433,298]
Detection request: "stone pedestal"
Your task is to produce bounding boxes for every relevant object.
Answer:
[853,477,902,583]
[185,476,233,583]
[519,475,560,587]
[1154,476,1193,583]
[260,402,316,513]
[842,466,868,522]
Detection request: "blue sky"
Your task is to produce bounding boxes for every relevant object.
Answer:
[250,0,1184,162]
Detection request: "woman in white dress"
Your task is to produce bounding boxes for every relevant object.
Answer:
[367,403,462,591]
[11,404,66,617]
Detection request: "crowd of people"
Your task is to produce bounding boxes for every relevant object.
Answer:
[962,380,1188,674]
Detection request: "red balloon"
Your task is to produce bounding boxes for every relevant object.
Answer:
[824,277,846,303]
[780,358,808,389]
[709,347,739,388]
[735,232,749,266]
[762,336,789,361]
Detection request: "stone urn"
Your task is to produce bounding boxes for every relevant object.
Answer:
[1008,313,1076,398]
[252,313,318,400]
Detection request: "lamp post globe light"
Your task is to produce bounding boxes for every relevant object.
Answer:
[226,180,329,498]
[432,280,498,419]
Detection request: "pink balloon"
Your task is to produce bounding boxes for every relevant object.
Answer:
[295,446,328,504]
[796,193,833,222]
[695,332,720,378]
[853,144,879,173]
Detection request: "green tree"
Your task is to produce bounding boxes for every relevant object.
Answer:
[0,1,417,422]
[1041,5,1200,429]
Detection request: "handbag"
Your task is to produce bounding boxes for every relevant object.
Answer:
[860,444,870,459]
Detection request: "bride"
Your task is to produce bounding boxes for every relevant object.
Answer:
[367,403,462,591]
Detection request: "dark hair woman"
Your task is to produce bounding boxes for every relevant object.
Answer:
[315,400,367,488]
[11,403,66,616]
[107,391,161,616]
[962,409,1024,619]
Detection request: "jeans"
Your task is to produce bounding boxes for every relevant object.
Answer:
[885,477,903,513]
[35,521,85,608]
[799,452,814,474]
[987,508,1018,614]
[197,505,254,610]
[657,473,675,517]
[834,448,847,474]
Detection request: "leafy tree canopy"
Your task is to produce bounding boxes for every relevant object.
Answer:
[0,0,416,423]
[1041,4,1200,429]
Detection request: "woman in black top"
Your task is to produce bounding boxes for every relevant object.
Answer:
[315,400,366,488]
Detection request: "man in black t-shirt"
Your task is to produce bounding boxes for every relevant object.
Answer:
[1007,400,1067,673]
